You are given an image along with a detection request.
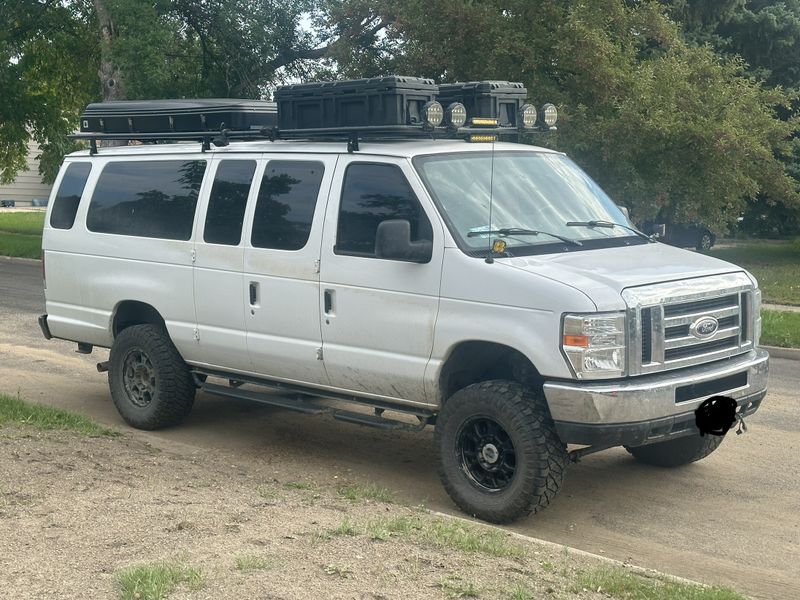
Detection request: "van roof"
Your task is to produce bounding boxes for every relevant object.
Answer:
[66,139,561,160]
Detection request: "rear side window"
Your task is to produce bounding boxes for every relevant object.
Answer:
[251,161,324,251]
[204,160,256,245]
[50,163,92,230]
[87,160,206,240]
[336,163,432,256]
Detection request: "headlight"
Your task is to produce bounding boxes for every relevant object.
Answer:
[562,312,626,379]
[422,101,444,127]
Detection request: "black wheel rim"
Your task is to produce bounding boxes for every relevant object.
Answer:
[122,349,157,408]
[456,416,517,492]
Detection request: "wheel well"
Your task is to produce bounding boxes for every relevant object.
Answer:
[439,341,544,402]
[112,301,166,338]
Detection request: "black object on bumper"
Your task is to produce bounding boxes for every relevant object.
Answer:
[554,390,765,448]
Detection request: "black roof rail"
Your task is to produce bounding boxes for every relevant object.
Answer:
[69,124,549,155]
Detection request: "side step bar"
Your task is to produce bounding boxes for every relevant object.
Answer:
[198,380,433,432]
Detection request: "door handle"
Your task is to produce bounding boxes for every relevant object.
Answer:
[324,289,334,314]
[249,281,259,306]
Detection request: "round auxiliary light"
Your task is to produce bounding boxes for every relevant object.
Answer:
[446,102,467,129]
[541,103,558,128]
[519,103,537,129]
[423,101,444,127]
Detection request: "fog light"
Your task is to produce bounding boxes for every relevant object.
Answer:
[423,101,444,127]
[446,102,467,129]
[519,104,537,129]
[541,103,558,128]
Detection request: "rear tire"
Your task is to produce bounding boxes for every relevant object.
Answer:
[625,434,723,467]
[435,380,568,524]
[108,324,195,430]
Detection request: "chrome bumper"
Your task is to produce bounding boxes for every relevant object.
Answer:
[543,349,769,445]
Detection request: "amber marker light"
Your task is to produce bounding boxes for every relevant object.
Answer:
[563,334,590,348]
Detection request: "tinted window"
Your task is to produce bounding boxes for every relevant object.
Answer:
[87,160,206,240]
[251,161,324,251]
[204,160,255,245]
[336,163,432,256]
[50,162,91,229]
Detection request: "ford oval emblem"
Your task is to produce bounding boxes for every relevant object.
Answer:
[690,316,719,339]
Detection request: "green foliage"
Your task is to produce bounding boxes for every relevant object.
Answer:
[321,0,799,231]
[573,567,747,599]
[0,393,117,437]
[709,243,800,305]
[761,309,800,348]
[0,211,45,235]
[117,561,203,600]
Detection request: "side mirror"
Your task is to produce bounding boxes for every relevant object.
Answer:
[375,219,433,263]
[653,223,666,238]
[617,205,630,220]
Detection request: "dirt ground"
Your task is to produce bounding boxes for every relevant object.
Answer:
[0,425,667,600]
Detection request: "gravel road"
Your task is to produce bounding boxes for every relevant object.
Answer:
[1,257,797,599]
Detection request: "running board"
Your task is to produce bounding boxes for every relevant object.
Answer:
[199,381,432,431]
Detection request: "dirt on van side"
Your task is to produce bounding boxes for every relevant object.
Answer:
[0,425,691,600]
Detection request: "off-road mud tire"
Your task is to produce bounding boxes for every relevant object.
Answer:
[435,380,568,524]
[625,434,724,467]
[109,324,195,430]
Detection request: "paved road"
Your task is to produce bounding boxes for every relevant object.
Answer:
[1,258,797,599]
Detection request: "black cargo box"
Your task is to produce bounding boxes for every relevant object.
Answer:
[438,81,528,127]
[275,76,438,130]
[79,99,277,134]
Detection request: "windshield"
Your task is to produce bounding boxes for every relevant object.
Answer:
[414,151,641,256]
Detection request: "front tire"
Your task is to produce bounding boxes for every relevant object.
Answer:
[625,434,723,467]
[435,380,568,524]
[696,231,713,252]
[108,324,195,430]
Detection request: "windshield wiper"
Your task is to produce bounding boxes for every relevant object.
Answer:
[467,228,583,247]
[566,220,653,242]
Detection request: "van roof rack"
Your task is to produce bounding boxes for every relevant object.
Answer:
[70,77,557,154]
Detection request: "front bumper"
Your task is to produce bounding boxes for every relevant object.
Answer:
[543,348,769,447]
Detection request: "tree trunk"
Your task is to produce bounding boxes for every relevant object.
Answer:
[93,0,125,102]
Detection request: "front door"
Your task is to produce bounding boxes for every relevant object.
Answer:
[244,155,336,386]
[319,158,444,403]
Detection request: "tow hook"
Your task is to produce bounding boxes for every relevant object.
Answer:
[97,361,110,373]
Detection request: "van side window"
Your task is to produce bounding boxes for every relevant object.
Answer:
[87,160,206,240]
[251,161,324,251]
[204,160,256,245]
[50,163,92,230]
[336,163,432,257]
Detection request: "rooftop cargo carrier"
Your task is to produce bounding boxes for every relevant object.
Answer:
[79,99,277,134]
[438,81,528,128]
[274,76,438,130]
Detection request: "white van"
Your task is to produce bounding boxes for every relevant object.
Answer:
[39,94,768,524]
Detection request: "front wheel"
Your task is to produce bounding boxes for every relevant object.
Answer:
[108,324,195,430]
[625,434,723,467]
[696,231,713,252]
[435,380,568,524]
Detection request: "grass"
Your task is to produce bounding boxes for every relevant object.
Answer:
[337,482,395,503]
[573,568,746,600]
[234,554,273,571]
[0,212,44,259]
[436,577,480,598]
[0,393,117,437]
[424,520,525,558]
[760,309,800,348]
[283,480,316,490]
[329,519,359,537]
[117,562,203,600]
[0,232,41,259]
[710,244,799,305]
[0,211,45,235]
[367,515,422,541]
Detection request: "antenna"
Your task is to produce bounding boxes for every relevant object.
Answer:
[485,140,497,264]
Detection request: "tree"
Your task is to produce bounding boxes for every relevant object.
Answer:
[320,0,799,231]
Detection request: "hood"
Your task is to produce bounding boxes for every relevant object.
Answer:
[498,242,746,311]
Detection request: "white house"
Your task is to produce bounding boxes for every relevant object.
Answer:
[0,141,53,205]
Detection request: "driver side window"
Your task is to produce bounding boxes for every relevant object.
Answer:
[335,163,432,257]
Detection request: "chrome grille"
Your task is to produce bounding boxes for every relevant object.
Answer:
[624,273,757,376]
